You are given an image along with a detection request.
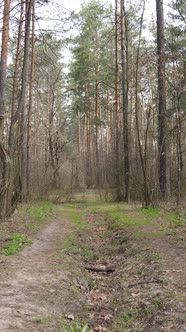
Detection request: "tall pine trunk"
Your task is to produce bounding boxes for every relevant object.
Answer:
[135,0,151,206]
[0,0,11,218]
[26,0,35,199]
[121,0,130,202]
[18,0,32,201]
[156,0,167,199]
[115,0,121,200]
[7,0,24,215]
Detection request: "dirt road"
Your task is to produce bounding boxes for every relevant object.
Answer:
[0,217,76,331]
[0,201,185,332]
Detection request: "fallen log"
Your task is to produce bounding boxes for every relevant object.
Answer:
[84,265,115,273]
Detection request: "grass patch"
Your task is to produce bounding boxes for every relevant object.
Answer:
[62,232,94,260]
[167,211,186,227]
[117,308,141,331]
[164,229,176,236]
[94,204,156,229]
[2,233,32,255]
[63,234,77,251]
[33,315,51,326]
[67,210,85,227]
[151,252,162,262]
[25,222,41,231]
[61,206,87,229]
[94,204,126,213]
[21,201,56,222]
[26,201,55,221]
[67,201,106,209]
[63,323,92,332]
[134,230,163,239]
[107,211,152,228]
[141,207,160,218]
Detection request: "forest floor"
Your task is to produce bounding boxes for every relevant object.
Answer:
[0,192,185,332]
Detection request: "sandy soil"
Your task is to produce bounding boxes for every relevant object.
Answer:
[0,218,74,331]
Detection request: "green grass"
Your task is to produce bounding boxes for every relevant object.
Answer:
[167,211,186,227]
[33,315,51,326]
[107,211,153,229]
[61,206,87,229]
[118,308,140,330]
[2,233,32,255]
[88,203,155,228]
[63,234,77,251]
[164,229,176,236]
[151,252,162,262]
[63,323,92,332]
[101,205,185,232]
[19,201,56,232]
[27,201,55,220]
[67,210,85,227]
[93,204,126,213]
[62,233,94,260]
[141,207,160,218]
[63,201,105,209]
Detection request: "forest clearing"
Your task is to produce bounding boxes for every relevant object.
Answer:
[0,191,185,331]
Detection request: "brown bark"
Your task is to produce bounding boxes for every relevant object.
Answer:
[6,1,24,216]
[85,265,115,273]
[176,95,183,205]
[0,0,11,218]
[134,0,151,206]
[9,0,24,148]
[121,0,130,202]
[0,0,10,123]
[156,0,167,199]
[26,0,35,199]
[95,79,100,187]
[19,0,32,200]
[115,0,121,200]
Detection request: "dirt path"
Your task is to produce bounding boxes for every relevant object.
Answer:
[0,201,185,332]
[0,217,75,331]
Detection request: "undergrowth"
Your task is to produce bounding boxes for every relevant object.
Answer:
[2,233,32,255]
[61,205,87,229]
[23,201,55,221]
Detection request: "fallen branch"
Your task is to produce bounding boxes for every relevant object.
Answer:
[84,265,115,273]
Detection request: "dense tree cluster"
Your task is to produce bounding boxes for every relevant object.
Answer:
[0,0,185,217]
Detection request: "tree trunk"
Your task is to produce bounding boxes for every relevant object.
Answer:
[6,0,24,215]
[121,0,130,202]
[26,0,35,199]
[115,0,121,200]
[0,0,11,218]
[135,0,151,206]
[176,95,183,206]
[95,80,100,187]
[156,0,167,199]
[9,0,24,148]
[19,0,32,201]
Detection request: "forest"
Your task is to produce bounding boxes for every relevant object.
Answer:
[0,0,185,213]
[0,0,185,331]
